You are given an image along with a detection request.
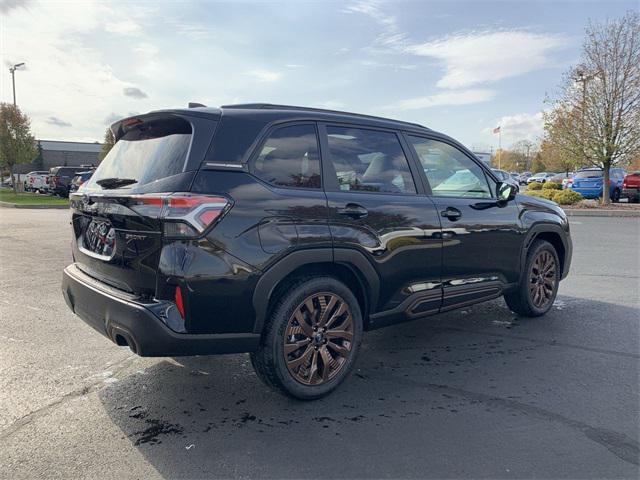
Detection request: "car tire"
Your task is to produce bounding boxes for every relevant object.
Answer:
[250,276,363,400]
[612,189,620,203]
[504,240,560,317]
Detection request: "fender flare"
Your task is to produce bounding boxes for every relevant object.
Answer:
[251,247,380,334]
[520,222,571,279]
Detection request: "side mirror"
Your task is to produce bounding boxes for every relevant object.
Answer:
[497,182,517,202]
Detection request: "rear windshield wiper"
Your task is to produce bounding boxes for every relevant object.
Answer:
[96,177,137,189]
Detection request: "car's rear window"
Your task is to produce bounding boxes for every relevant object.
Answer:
[87,117,192,189]
[574,170,602,179]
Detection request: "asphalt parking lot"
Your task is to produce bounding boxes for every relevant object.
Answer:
[0,208,638,479]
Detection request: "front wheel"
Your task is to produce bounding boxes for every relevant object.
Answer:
[251,276,363,400]
[504,240,560,317]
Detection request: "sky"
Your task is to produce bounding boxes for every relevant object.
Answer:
[0,0,637,151]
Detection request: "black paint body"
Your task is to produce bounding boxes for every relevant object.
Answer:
[62,105,572,356]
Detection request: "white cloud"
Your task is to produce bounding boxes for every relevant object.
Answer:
[387,89,496,111]
[407,30,566,88]
[104,17,143,36]
[484,112,545,143]
[170,22,214,41]
[343,0,406,50]
[247,69,282,83]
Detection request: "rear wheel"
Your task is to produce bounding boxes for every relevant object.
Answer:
[504,240,560,317]
[612,189,620,203]
[250,276,362,400]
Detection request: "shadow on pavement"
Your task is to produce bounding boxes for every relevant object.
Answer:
[98,295,639,479]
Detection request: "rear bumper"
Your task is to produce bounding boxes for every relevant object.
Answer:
[61,264,260,356]
[570,186,602,198]
[622,188,639,198]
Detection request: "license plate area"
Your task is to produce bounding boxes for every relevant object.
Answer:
[80,219,117,260]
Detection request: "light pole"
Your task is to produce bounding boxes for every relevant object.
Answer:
[574,67,596,168]
[9,62,25,106]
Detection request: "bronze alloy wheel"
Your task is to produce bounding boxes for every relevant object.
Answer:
[529,250,557,308]
[283,292,354,386]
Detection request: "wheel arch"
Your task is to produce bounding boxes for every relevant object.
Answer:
[522,224,570,280]
[252,248,380,334]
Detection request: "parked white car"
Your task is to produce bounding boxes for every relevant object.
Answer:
[25,171,50,193]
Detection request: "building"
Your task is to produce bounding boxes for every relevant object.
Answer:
[14,140,102,174]
[472,151,492,167]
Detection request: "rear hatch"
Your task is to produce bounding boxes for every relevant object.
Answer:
[572,169,603,188]
[623,172,640,189]
[70,112,219,295]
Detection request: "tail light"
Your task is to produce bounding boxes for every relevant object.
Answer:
[132,193,231,239]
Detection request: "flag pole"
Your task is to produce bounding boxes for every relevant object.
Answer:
[498,128,502,170]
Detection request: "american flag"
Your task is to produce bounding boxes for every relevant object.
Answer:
[493,126,501,134]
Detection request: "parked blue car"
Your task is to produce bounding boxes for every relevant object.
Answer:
[569,167,626,202]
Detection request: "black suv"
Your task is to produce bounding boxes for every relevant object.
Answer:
[62,104,572,399]
[49,166,95,197]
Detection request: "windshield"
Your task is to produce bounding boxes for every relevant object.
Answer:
[574,170,602,179]
[86,117,192,189]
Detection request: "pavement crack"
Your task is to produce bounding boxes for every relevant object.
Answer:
[0,354,137,440]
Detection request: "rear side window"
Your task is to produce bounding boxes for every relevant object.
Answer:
[325,126,416,194]
[251,124,321,189]
[88,117,192,188]
[574,170,602,179]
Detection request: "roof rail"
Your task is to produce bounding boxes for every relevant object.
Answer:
[220,103,427,129]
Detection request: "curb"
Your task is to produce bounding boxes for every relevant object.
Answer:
[563,209,640,218]
[0,201,69,210]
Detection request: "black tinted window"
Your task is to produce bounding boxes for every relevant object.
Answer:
[326,126,416,194]
[251,124,321,189]
[574,170,602,179]
[88,117,192,189]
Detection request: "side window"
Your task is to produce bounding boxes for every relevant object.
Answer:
[251,124,321,189]
[408,136,493,199]
[325,126,416,194]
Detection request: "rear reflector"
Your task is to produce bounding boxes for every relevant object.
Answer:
[175,286,185,319]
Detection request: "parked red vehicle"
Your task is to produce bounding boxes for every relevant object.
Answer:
[622,172,640,203]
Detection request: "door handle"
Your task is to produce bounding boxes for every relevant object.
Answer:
[440,207,462,221]
[337,203,368,219]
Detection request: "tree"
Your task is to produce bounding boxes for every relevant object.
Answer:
[491,141,538,171]
[545,11,640,203]
[538,138,575,174]
[0,103,37,194]
[531,152,546,173]
[99,128,115,162]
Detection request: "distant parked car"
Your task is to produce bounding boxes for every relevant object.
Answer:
[69,171,94,193]
[621,171,640,203]
[24,171,50,193]
[550,172,573,188]
[527,172,556,184]
[568,167,626,202]
[49,166,95,197]
[492,169,520,192]
[518,171,532,185]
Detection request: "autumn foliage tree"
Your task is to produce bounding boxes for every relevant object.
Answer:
[545,11,640,203]
[99,128,116,162]
[0,103,37,194]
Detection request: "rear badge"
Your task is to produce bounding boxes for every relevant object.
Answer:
[83,220,116,258]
